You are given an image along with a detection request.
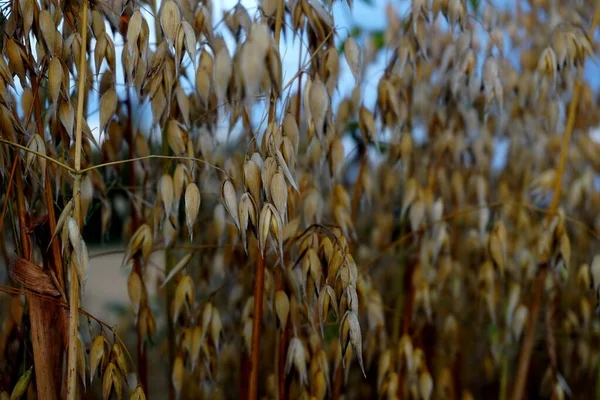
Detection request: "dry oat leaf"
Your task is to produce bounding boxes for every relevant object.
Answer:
[99,88,117,135]
[162,252,194,288]
[160,0,181,45]
[8,256,60,297]
[184,183,201,238]
[221,179,240,231]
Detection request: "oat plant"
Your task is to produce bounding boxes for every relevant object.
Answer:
[2,0,600,399]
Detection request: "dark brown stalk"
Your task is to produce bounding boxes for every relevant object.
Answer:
[15,160,61,400]
[248,249,265,400]
[126,87,148,392]
[511,263,547,400]
[248,0,284,398]
[332,361,344,400]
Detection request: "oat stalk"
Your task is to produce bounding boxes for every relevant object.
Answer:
[67,1,88,398]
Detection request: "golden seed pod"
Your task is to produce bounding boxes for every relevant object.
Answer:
[160,0,181,45]
[99,88,117,135]
[89,336,107,384]
[172,275,195,323]
[270,171,288,222]
[130,386,147,400]
[308,76,329,142]
[172,355,185,400]
[358,105,378,150]
[344,36,362,82]
[190,326,202,371]
[243,159,262,204]
[48,56,62,105]
[138,306,156,341]
[102,362,121,400]
[512,304,528,341]
[211,308,223,352]
[127,270,144,316]
[488,220,507,276]
[122,224,153,266]
[167,119,188,155]
[285,337,308,385]
[340,310,366,377]
[275,290,290,329]
[258,203,272,253]
[221,179,240,231]
[214,47,233,103]
[173,164,190,213]
[111,343,128,378]
[419,369,434,400]
[184,183,201,238]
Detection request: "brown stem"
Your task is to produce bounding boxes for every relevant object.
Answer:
[332,361,344,400]
[249,249,266,400]
[274,268,288,400]
[546,289,559,385]
[15,160,62,400]
[126,85,148,391]
[0,156,18,234]
[68,2,89,397]
[511,263,547,400]
[547,81,580,216]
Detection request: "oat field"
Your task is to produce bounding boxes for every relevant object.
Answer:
[2,0,600,399]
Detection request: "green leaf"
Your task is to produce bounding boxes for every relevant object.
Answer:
[371,30,385,51]
[10,367,32,400]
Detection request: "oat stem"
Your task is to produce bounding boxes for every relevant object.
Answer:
[248,249,266,400]
[67,1,88,398]
[248,1,285,398]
